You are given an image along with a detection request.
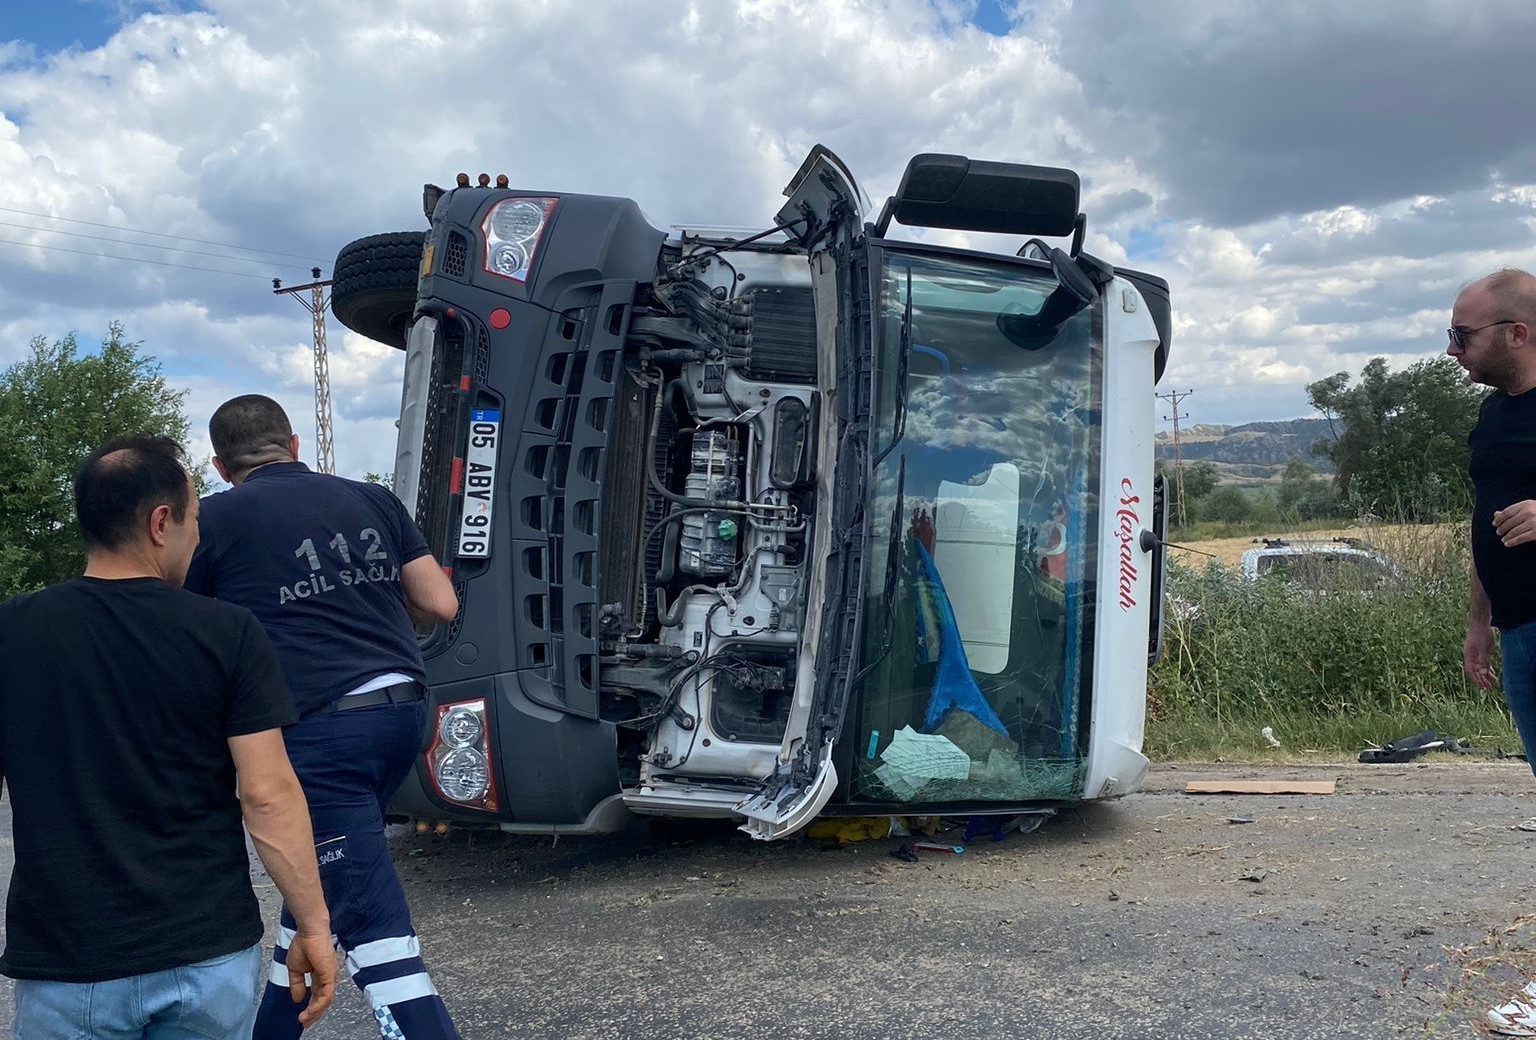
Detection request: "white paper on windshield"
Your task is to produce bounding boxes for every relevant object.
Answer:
[878,726,971,781]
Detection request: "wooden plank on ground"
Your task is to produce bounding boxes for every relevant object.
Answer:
[1184,779,1337,795]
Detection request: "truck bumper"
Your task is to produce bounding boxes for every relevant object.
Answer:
[392,671,625,829]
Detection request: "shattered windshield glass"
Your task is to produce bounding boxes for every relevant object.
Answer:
[852,249,1102,804]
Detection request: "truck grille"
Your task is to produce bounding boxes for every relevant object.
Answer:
[415,318,469,565]
[442,231,468,278]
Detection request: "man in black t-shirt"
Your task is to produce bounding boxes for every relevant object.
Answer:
[1448,269,1536,1036]
[185,396,460,1040]
[0,435,337,1034]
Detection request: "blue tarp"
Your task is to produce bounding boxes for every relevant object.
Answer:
[912,541,1009,736]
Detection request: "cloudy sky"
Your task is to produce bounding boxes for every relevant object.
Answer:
[2,0,1533,478]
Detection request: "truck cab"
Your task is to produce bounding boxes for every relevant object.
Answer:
[333,147,1172,839]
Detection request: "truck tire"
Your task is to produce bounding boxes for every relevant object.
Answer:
[331,231,425,350]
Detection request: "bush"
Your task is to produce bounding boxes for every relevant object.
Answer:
[1200,486,1252,523]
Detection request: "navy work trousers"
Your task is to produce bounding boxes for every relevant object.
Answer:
[255,699,459,1040]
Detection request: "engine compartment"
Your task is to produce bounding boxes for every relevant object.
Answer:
[595,239,820,801]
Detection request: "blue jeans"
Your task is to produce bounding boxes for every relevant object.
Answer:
[13,943,261,1039]
[255,700,457,1040]
[1501,620,1536,779]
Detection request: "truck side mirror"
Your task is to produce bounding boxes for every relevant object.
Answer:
[997,246,1097,350]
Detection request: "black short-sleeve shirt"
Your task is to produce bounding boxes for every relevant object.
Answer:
[0,577,295,982]
[1469,390,1536,630]
[183,462,432,716]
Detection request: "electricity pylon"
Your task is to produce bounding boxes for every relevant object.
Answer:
[273,268,336,475]
[1156,388,1195,526]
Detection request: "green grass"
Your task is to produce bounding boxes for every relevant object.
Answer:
[1147,705,1519,761]
[1169,516,1352,542]
[1147,524,1524,761]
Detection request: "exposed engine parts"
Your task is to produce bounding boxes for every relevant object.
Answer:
[679,430,742,577]
[595,244,818,784]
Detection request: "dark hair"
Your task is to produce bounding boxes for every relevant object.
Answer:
[73,435,192,550]
[209,394,293,473]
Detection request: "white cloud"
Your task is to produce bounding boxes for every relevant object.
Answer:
[1302,206,1377,238]
[0,0,1532,465]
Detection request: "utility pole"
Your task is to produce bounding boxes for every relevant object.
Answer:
[273,268,336,475]
[1156,388,1195,527]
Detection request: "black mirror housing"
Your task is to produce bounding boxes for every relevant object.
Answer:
[891,154,1080,237]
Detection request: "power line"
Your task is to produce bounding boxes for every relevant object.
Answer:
[0,236,275,281]
[0,204,330,265]
[0,219,318,273]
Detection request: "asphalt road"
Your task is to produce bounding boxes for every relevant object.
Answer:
[0,761,1533,1039]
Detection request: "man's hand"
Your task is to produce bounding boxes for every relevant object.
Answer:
[1464,624,1498,689]
[1493,500,1536,547]
[284,930,338,1028]
[230,729,335,1025]
[401,555,459,626]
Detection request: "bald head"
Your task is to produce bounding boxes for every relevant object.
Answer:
[1451,268,1536,394]
[1475,268,1536,319]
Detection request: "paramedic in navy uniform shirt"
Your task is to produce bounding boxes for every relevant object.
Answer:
[186,395,461,1040]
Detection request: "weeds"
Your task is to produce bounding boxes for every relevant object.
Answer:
[1170,516,1353,543]
[1147,521,1522,759]
[1412,914,1536,1037]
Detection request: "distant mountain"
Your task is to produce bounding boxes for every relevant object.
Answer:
[1155,418,1336,473]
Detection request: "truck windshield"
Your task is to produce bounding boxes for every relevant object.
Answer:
[852,248,1102,804]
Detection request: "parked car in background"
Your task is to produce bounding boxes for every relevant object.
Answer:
[1238,537,1404,592]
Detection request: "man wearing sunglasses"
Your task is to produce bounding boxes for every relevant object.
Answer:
[1447,268,1536,1036]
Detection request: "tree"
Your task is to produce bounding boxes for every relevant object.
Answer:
[1307,355,1484,521]
[1202,485,1252,523]
[1182,461,1218,501]
[0,324,195,596]
[1157,458,1218,526]
[1277,456,1341,521]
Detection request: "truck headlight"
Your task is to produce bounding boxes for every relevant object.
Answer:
[481,196,556,284]
[490,243,528,278]
[424,698,499,811]
[435,748,490,802]
[438,706,483,749]
[490,200,546,240]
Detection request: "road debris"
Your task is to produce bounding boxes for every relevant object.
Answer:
[1185,779,1336,795]
[1358,729,1469,763]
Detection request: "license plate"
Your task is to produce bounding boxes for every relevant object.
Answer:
[457,409,500,558]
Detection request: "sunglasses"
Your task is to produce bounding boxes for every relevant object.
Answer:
[1447,320,1518,349]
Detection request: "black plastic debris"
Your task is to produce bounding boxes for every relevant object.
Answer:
[890,843,919,863]
[1358,730,1469,763]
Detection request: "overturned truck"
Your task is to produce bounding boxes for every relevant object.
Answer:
[332,147,1172,839]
